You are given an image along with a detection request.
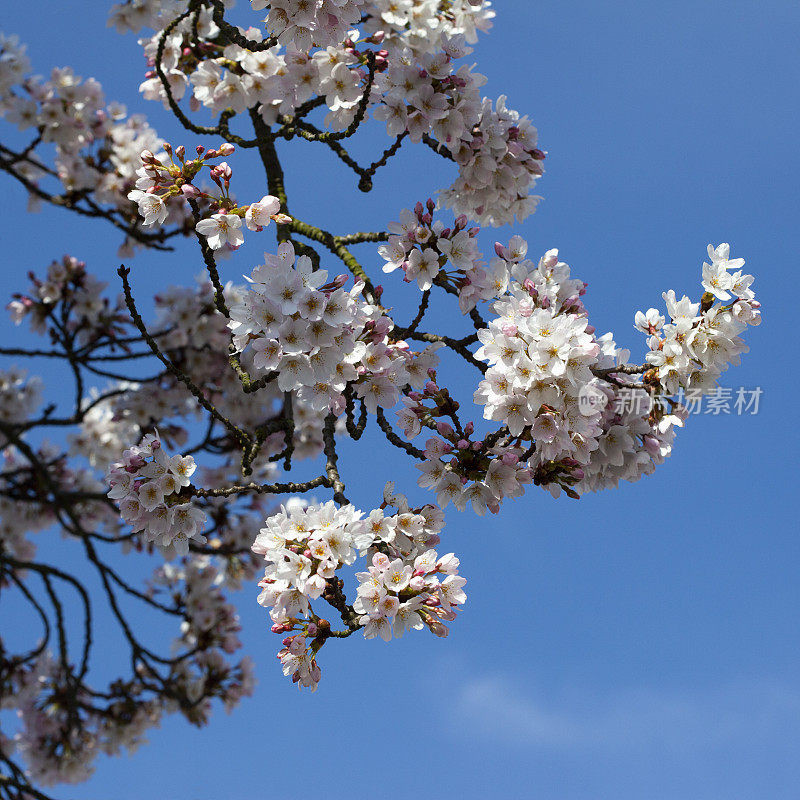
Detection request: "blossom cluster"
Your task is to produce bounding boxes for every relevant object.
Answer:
[5,653,158,786]
[379,200,481,292]
[253,0,367,52]
[0,439,54,561]
[108,0,185,34]
[438,94,545,226]
[0,366,42,424]
[641,243,761,395]
[151,558,256,713]
[470,242,760,495]
[469,245,665,496]
[375,46,545,226]
[0,417,117,565]
[474,249,601,441]
[135,6,375,129]
[228,240,440,413]
[389,360,537,513]
[5,623,253,787]
[107,432,207,557]
[253,499,365,623]
[374,36,483,141]
[126,1,541,226]
[7,254,132,345]
[252,485,466,690]
[386,239,760,502]
[0,34,183,250]
[380,213,549,314]
[354,547,466,642]
[129,144,290,251]
[276,633,323,690]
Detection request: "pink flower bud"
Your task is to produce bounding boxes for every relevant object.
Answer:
[502,452,519,466]
[643,435,660,455]
[436,421,454,436]
[218,143,235,156]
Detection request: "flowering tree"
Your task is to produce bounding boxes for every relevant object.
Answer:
[0,1,761,796]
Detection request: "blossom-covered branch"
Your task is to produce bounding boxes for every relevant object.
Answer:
[0,2,760,796]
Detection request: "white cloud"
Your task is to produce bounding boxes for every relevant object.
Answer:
[452,674,800,753]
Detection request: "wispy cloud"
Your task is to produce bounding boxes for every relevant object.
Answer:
[452,674,800,753]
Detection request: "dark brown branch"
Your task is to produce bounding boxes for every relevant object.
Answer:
[322,414,349,505]
[117,265,251,450]
[375,407,426,460]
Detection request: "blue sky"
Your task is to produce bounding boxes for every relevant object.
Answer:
[1,1,798,799]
